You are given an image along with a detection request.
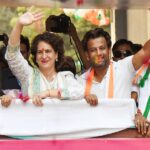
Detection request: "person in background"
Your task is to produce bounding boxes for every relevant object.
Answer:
[0,34,20,107]
[112,39,133,61]
[0,90,13,107]
[0,46,21,90]
[20,34,30,60]
[132,43,143,55]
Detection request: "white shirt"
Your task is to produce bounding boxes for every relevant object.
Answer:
[78,56,136,99]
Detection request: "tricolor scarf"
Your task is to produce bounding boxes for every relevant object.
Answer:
[29,68,58,97]
[85,62,114,98]
[132,59,150,88]
[27,68,69,98]
[139,66,150,88]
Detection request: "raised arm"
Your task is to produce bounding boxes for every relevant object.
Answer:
[132,39,150,70]
[9,10,43,46]
[5,10,43,95]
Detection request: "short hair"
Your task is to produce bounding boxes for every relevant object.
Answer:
[82,28,112,51]
[30,32,64,72]
[20,35,30,52]
[112,39,133,54]
[132,43,142,54]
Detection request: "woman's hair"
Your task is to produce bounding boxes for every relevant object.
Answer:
[31,32,64,71]
[57,56,76,76]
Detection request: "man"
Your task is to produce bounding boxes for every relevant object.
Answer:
[79,27,150,106]
[77,27,150,137]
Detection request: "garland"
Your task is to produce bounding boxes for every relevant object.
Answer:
[139,66,150,87]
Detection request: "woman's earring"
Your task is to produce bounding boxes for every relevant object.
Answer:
[55,58,58,62]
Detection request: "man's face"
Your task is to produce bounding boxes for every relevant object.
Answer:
[20,43,29,60]
[86,37,110,68]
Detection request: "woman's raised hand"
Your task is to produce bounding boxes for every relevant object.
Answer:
[18,8,43,26]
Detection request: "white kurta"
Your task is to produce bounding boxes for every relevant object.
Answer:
[5,44,84,99]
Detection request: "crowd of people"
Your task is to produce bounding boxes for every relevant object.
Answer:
[0,9,150,138]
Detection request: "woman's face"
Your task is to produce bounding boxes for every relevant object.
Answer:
[36,41,58,71]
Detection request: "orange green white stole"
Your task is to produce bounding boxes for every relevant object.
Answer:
[85,62,114,98]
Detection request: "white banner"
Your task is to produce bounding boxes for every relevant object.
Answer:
[0,98,136,138]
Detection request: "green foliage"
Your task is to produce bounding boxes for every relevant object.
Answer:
[0,7,110,73]
[57,11,110,73]
[0,7,17,34]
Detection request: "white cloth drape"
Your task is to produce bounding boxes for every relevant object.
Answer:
[0,98,136,138]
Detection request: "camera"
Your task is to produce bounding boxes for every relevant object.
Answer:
[46,14,71,34]
[0,33,8,46]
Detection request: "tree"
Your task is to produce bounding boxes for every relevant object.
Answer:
[0,7,18,34]
[1,7,110,73]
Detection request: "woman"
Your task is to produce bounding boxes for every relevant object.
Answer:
[5,10,85,106]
